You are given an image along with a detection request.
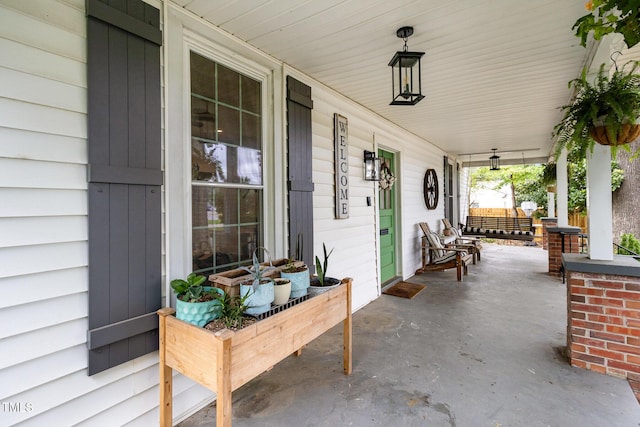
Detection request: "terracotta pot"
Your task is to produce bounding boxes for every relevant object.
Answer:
[589,123,640,146]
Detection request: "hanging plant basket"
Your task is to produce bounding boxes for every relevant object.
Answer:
[589,123,640,146]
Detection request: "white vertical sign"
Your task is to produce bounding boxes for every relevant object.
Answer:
[334,114,349,219]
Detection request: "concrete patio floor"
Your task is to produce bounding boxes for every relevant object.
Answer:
[179,243,640,426]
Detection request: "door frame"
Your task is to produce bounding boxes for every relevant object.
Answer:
[376,146,402,291]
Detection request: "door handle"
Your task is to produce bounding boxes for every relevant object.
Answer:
[380,228,389,236]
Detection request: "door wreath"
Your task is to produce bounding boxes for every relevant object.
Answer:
[379,163,396,190]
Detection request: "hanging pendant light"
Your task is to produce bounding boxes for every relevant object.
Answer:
[489,149,500,170]
[389,26,425,105]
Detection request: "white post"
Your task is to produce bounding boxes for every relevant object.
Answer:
[586,144,613,260]
[547,192,555,218]
[556,149,569,227]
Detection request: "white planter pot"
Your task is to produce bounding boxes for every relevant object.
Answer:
[273,278,292,305]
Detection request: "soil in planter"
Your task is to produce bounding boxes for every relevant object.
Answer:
[281,265,308,274]
[204,316,257,333]
[179,293,217,303]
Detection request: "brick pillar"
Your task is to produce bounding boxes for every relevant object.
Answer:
[547,226,580,276]
[541,217,557,250]
[566,268,640,381]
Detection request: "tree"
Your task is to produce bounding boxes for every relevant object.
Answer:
[613,140,640,242]
[470,148,624,217]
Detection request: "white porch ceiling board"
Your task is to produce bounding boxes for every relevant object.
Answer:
[180,0,591,162]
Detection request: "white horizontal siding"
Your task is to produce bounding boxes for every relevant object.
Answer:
[0,127,87,165]
[0,158,87,190]
[305,85,380,310]
[5,353,158,426]
[0,98,86,138]
[0,66,86,113]
[0,241,87,279]
[0,188,86,217]
[0,290,87,339]
[0,3,86,63]
[0,345,86,399]
[0,216,86,248]
[0,37,86,87]
[0,267,86,308]
[0,317,87,369]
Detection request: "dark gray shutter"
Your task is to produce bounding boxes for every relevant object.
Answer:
[286,76,315,272]
[86,0,163,375]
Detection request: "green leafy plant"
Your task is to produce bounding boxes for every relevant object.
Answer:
[618,233,640,255]
[573,0,640,49]
[315,243,334,285]
[170,272,212,302]
[553,61,640,160]
[214,291,252,329]
[240,248,275,291]
[282,233,308,273]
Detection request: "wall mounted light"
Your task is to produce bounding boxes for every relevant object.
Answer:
[489,148,500,171]
[389,26,425,105]
[363,150,381,181]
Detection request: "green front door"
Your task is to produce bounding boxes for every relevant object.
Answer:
[379,149,396,284]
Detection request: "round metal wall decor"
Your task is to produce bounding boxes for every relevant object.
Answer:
[423,169,438,210]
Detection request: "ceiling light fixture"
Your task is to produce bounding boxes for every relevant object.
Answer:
[489,149,500,171]
[389,26,425,106]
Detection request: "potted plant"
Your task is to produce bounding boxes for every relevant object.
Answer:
[239,248,276,315]
[280,261,310,298]
[203,290,255,332]
[553,60,640,160]
[170,272,224,327]
[273,278,292,305]
[309,243,341,296]
[280,234,311,298]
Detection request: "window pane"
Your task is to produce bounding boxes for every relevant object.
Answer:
[218,105,240,146]
[242,75,260,113]
[214,226,238,266]
[190,52,215,100]
[218,63,239,107]
[239,188,261,223]
[192,142,227,183]
[214,187,238,226]
[242,112,261,150]
[239,225,259,261]
[193,228,213,273]
[237,147,262,185]
[192,186,211,228]
[191,97,216,140]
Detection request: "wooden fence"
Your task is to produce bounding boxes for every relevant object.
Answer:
[468,208,588,234]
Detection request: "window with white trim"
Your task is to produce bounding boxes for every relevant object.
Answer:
[190,51,263,274]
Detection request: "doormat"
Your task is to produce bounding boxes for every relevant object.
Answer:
[382,281,426,299]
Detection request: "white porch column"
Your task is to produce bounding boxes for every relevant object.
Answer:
[556,149,569,227]
[586,144,613,260]
[547,191,555,218]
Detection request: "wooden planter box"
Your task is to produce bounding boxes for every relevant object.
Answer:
[157,278,352,427]
[209,258,306,296]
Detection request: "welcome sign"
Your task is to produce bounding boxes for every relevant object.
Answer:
[334,114,349,219]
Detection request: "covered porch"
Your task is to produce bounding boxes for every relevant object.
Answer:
[179,244,640,426]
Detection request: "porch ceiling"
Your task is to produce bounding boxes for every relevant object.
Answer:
[175,0,592,165]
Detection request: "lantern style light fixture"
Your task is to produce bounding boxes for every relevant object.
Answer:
[363,150,381,181]
[389,26,425,105]
[489,148,500,171]
[521,201,538,217]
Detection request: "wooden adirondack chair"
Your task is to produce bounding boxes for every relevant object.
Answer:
[415,225,473,281]
[441,218,482,262]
